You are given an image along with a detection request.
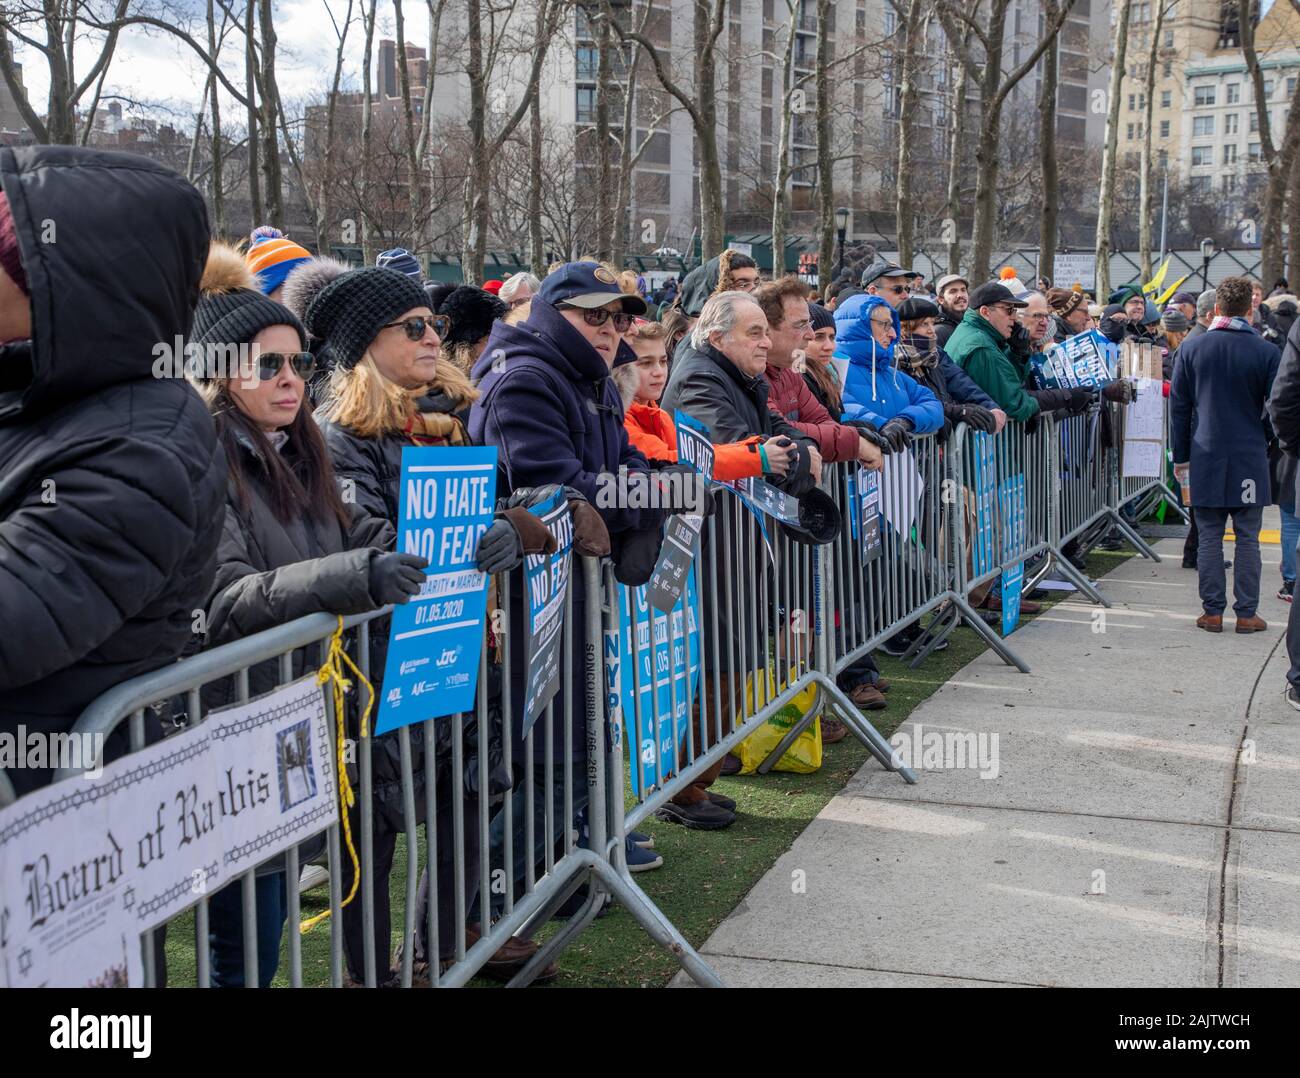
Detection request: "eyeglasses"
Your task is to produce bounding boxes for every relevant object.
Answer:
[869,318,895,330]
[732,277,759,292]
[382,314,450,341]
[884,284,908,295]
[248,351,316,381]
[558,304,635,332]
[989,304,1016,316]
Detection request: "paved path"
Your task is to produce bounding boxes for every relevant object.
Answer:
[674,523,1300,987]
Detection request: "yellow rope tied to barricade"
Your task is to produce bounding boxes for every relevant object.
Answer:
[301,616,373,934]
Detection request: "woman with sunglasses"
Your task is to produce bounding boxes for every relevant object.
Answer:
[302,265,553,985]
[189,246,430,986]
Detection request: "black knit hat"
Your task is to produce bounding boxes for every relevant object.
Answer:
[897,296,941,323]
[303,266,430,370]
[425,283,507,346]
[809,302,834,332]
[192,287,306,353]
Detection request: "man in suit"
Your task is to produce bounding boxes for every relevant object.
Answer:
[1171,276,1282,633]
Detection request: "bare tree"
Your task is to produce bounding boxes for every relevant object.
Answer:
[1241,0,1300,288]
[1136,0,1170,279]
[528,93,545,275]
[814,0,834,292]
[609,0,728,258]
[1093,0,1131,300]
[937,0,1075,279]
[1037,0,1061,283]
[942,26,972,275]
[359,0,378,262]
[256,0,283,224]
[393,0,423,252]
[891,0,927,268]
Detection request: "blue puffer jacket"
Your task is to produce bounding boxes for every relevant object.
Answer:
[833,294,944,433]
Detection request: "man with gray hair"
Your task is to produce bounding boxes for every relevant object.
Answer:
[1186,289,1217,341]
[662,290,820,491]
[498,271,540,310]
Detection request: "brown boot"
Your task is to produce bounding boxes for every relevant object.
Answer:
[1235,614,1268,633]
[821,716,850,743]
[1196,613,1223,633]
[847,683,887,710]
[874,678,891,693]
[465,924,558,985]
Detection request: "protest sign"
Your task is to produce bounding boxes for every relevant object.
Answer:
[846,465,882,565]
[522,489,574,729]
[971,431,998,577]
[616,569,701,798]
[646,512,704,614]
[879,445,924,538]
[1001,561,1024,636]
[375,446,497,735]
[0,677,335,987]
[1122,377,1164,478]
[1032,330,1117,389]
[674,410,715,479]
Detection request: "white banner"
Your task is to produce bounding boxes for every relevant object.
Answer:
[1053,252,1096,291]
[0,677,336,987]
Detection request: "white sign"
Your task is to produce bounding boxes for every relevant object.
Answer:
[1053,252,1096,290]
[728,242,753,257]
[0,677,336,987]
[880,446,925,537]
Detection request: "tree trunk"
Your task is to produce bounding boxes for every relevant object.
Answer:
[771,1,800,277]
[187,76,211,183]
[316,0,353,255]
[893,0,923,268]
[46,11,76,144]
[461,0,488,283]
[245,2,262,226]
[944,41,969,276]
[815,0,834,295]
[594,11,614,261]
[611,25,644,268]
[1094,0,1132,302]
[394,0,424,254]
[258,0,283,227]
[206,0,225,238]
[694,0,725,258]
[529,94,545,276]
[360,0,378,263]
[1037,3,1060,284]
[1137,0,1166,280]
[1288,155,1300,287]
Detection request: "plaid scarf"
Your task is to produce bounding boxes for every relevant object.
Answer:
[1209,315,1254,333]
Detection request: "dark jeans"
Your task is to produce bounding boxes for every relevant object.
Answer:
[1183,513,1199,565]
[208,871,287,988]
[837,650,882,692]
[1287,587,1300,689]
[1194,505,1263,617]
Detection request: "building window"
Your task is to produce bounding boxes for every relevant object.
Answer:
[1163,62,1172,78]
[1127,122,1135,140]
[1263,80,1274,99]
[1223,174,1237,193]
[1163,29,1173,47]
[1223,144,1237,165]
[1249,111,1259,132]
[1226,83,1240,104]
[1190,175,1211,194]
[1161,90,1171,108]
[576,47,599,81]
[1128,93,1136,111]
[576,86,596,123]
[1248,142,1262,162]
[1225,112,1239,134]
[1193,86,1216,107]
[1159,119,1170,138]
[1191,145,1212,166]
[1133,1,1150,22]
[1192,115,1214,136]
[1289,77,1297,97]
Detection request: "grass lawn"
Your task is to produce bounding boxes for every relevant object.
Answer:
[163,548,1135,988]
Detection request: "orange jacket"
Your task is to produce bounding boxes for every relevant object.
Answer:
[623,399,764,481]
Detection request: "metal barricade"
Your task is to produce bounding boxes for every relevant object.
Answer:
[1110,398,1190,528]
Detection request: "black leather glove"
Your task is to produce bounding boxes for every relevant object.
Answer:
[1101,378,1135,404]
[945,401,998,434]
[369,552,429,605]
[1066,385,1096,413]
[879,416,914,453]
[1008,322,1034,365]
[475,517,525,574]
[847,420,891,451]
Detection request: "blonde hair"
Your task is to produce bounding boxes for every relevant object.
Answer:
[317,354,479,439]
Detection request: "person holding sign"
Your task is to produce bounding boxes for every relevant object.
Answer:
[189,245,431,986]
[303,265,553,985]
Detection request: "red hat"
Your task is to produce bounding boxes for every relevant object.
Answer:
[0,191,29,296]
[482,279,504,295]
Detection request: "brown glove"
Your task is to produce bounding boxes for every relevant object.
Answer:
[499,506,558,556]
[568,499,611,556]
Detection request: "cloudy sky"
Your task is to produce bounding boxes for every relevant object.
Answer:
[9,0,440,128]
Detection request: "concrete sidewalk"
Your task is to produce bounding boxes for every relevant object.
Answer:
[674,526,1300,987]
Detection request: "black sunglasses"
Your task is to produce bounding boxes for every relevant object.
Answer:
[248,351,316,381]
[382,314,450,341]
[558,304,635,332]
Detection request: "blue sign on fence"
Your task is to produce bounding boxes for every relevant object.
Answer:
[1001,560,1024,636]
[374,446,497,735]
[617,568,701,798]
[971,431,998,577]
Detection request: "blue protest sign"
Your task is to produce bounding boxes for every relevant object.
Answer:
[374,446,497,735]
[998,472,1026,559]
[846,464,882,565]
[1001,560,1024,636]
[522,489,574,731]
[971,431,997,577]
[674,409,715,478]
[617,568,701,798]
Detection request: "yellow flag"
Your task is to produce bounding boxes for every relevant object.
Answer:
[1142,256,1171,294]
[1154,273,1192,307]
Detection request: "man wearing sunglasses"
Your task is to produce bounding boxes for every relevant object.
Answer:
[861,257,920,311]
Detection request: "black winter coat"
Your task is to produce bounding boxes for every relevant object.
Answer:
[1267,320,1300,508]
[0,146,225,794]
[661,341,817,496]
[934,307,963,350]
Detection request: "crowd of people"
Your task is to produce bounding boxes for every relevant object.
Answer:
[4,144,1300,988]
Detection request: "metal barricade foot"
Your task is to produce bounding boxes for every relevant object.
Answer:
[816,676,918,782]
[505,872,607,987]
[950,595,1030,673]
[1108,510,1161,561]
[1046,546,1110,607]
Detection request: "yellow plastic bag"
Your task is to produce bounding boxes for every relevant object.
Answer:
[733,670,822,774]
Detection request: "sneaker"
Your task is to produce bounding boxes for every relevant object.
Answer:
[655,798,736,830]
[625,837,663,872]
[1286,684,1300,711]
[299,864,329,893]
[1279,580,1294,603]
[821,715,850,743]
[628,830,654,849]
[706,789,736,812]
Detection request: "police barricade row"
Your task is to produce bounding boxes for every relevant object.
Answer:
[0,402,1182,988]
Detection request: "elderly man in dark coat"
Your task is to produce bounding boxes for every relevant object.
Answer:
[1171,276,1281,634]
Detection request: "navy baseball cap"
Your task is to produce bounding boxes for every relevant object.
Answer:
[537,261,648,315]
[968,281,1028,310]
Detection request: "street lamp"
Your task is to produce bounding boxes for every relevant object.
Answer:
[835,206,850,279]
[1199,237,1215,292]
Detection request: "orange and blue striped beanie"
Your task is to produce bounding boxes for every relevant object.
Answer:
[245,226,312,295]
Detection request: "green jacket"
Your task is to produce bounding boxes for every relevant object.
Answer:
[945,310,1039,423]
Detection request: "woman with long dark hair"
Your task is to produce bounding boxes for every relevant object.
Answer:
[190,245,428,986]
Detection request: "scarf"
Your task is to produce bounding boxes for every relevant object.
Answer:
[1209,315,1254,333]
[896,334,939,375]
[405,396,469,445]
